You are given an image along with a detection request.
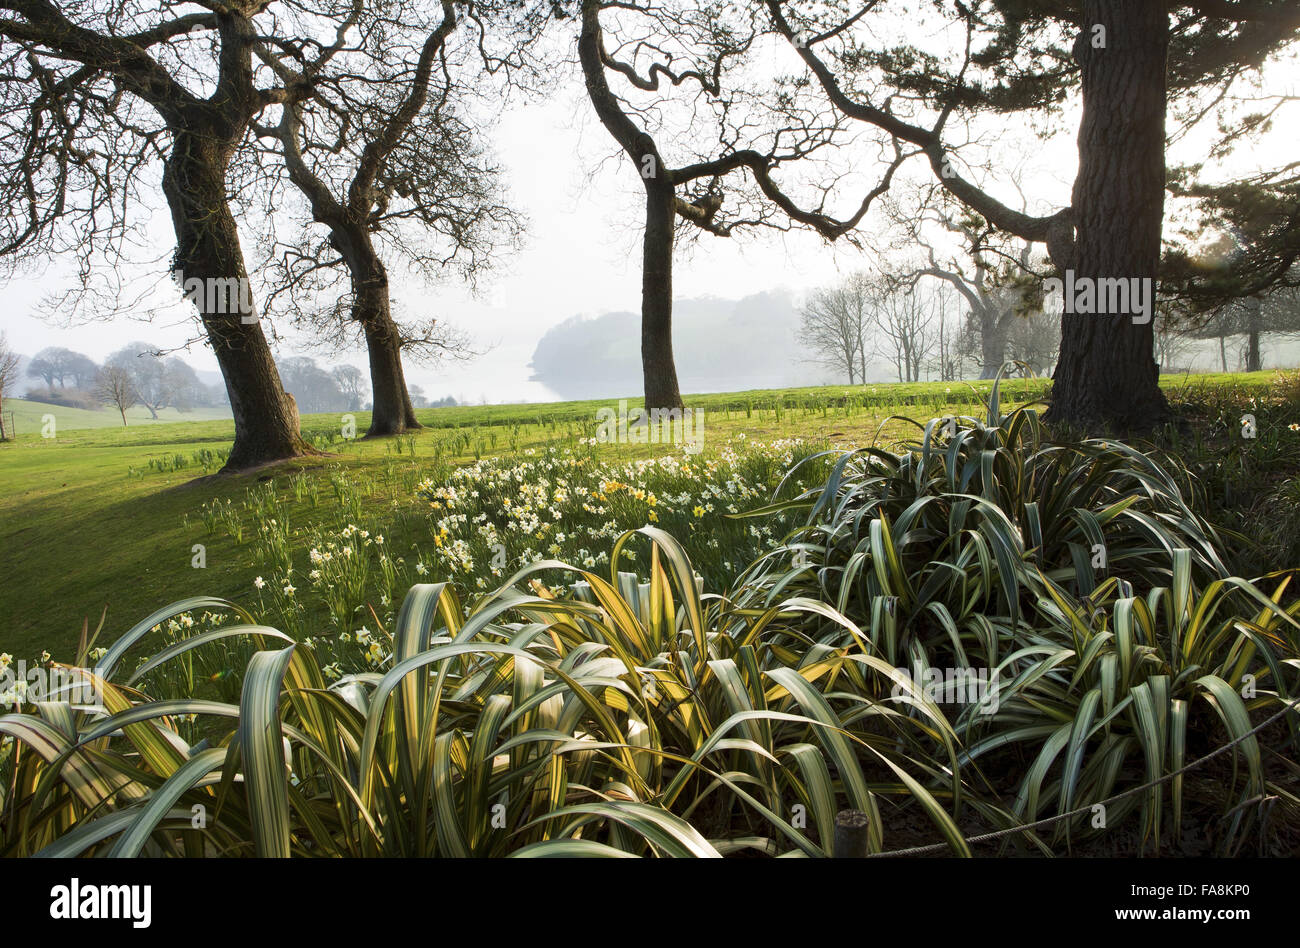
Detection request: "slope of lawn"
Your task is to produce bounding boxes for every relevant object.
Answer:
[0,371,1280,661]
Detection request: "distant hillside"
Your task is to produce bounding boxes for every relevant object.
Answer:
[2,397,232,435]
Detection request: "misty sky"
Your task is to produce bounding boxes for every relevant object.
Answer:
[3,29,1293,404]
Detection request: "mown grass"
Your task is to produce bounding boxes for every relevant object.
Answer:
[0,372,1281,662]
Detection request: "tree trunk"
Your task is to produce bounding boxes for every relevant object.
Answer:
[979,307,1004,378]
[312,218,424,437]
[162,135,311,472]
[1044,0,1171,433]
[1245,296,1263,372]
[120,406,128,426]
[1219,334,1228,371]
[642,181,684,410]
[355,272,422,437]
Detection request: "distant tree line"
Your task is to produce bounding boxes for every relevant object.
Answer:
[802,268,1300,385]
[20,344,227,416]
[14,342,461,424]
[800,268,1060,386]
[0,0,519,468]
[274,357,455,414]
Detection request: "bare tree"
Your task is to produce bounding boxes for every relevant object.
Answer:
[163,358,208,412]
[278,356,345,414]
[1152,302,1196,372]
[929,285,963,382]
[0,1,335,470]
[107,343,178,419]
[0,331,19,439]
[332,364,368,412]
[799,274,872,383]
[26,347,78,389]
[872,278,936,384]
[252,0,524,436]
[64,352,99,389]
[95,365,137,426]
[578,0,906,409]
[895,207,1042,380]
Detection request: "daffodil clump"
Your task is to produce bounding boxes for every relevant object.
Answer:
[126,437,830,683]
[247,520,405,672]
[415,439,825,592]
[225,438,827,676]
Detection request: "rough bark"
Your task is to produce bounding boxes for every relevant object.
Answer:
[354,265,422,436]
[1044,0,1172,432]
[641,180,684,410]
[773,0,1297,430]
[265,4,454,440]
[313,221,422,435]
[162,131,310,471]
[579,3,685,412]
[270,183,423,437]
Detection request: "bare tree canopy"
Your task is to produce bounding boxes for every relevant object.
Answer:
[578,0,910,409]
[799,273,873,384]
[332,363,368,412]
[104,341,207,419]
[250,0,528,436]
[94,363,137,426]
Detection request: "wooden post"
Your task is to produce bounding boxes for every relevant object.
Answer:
[833,808,870,858]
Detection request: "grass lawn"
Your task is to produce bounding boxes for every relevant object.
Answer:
[0,371,1279,660]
